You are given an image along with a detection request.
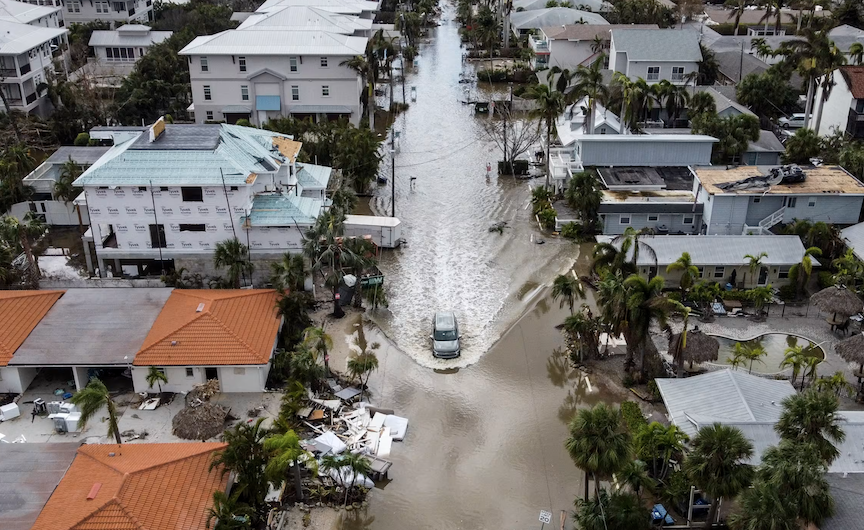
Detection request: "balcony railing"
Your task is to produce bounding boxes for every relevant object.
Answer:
[19,63,31,75]
[128,6,135,15]
[529,35,549,52]
[25,92,37,104]
[0,68,16,77]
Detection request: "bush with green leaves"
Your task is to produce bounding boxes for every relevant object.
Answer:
[73,132,90,146]
[620,401,648,433]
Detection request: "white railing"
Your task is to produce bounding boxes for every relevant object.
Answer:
[742,206,785,235]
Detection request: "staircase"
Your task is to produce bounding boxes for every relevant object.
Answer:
[742,206,785,235]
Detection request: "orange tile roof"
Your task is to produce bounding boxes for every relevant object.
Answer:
[0,290,64,366]
[133,289,281,366]
[31,443,228,530]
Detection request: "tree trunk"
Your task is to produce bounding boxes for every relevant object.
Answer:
[705,497,719,528]
[293,458,304,502]
[593,472,600,500]
[20,227,40,278]
[803,76,815,129]
[814,80,828,133]
[733,11,742,36]
[108,402,122,445]
[584,470,589,500]
[545,121,551,189]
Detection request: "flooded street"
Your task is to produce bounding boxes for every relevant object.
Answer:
[335,3,627,528]
[369,1,575,369]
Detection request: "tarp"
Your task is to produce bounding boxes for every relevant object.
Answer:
[314,431,347,454]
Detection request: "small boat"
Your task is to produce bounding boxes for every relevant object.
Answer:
[410,86,417,101]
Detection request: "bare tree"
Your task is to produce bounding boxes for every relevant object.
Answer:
[480,106,542,175]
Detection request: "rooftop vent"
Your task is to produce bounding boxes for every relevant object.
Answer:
[196,303,205,312]
[171,341,178,346]
[87,483,102,500]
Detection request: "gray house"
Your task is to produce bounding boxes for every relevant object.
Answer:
[609,28,702,85]
[695,165,864,235]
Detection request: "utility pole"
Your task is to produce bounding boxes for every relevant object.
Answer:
[390,130,395,217]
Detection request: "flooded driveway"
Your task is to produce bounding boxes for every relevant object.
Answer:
[369,2,575,369]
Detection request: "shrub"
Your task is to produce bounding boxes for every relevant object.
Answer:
[720,290,750,302]
[620,401,648,433]
[778,284,797,301]
[817,271,836,289]
[538,208,557,230]
[666,291,682,302]
[74,132,90,146]
[560,221,583,240]
[235,118,251,127]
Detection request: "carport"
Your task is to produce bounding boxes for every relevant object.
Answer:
[9,288,172,392]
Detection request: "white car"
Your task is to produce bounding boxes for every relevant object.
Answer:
[779,113,808,129]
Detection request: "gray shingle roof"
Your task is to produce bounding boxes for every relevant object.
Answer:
[824,474,864,530]
[510,8,607,30]
[596,234,813,267]
[44,146,111,166]
[611,28,702,62]
[655,369,797,437]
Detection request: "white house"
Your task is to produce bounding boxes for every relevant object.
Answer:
[130,289,282,394]
[510,8,607,39]
[179,29,367,126]
[253,0,379,19]
[61,0,152,27]
[73,119,330,279]
[694,165,864,235]
[814,65,864,139]
[237,4,373,36]
[609,28,702,85]
[0,17,67,116]
[529,24,656,70]
[0,0,62,28]
[514,0,611,12]
[89,24,172,67]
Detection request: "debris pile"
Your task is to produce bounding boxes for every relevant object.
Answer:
[186,379,220,405]
[172,402,229,440]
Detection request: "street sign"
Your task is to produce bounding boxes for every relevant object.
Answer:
[539,510,552,524]
[360,275,384,286]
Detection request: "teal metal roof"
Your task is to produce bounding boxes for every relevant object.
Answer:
[74,124,294,187]
[296,162,331,190]
[243,193,322,226]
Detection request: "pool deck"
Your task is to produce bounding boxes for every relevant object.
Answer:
[655,311,864,410]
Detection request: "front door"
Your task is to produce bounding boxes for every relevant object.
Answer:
[205,367,218,382]
[758,266,769,286]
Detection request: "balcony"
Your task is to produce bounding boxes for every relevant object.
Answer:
[19,63,31,75]
[25,92,37,104]
[528,35,549,54]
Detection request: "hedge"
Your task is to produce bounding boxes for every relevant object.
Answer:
[621,401,648,433]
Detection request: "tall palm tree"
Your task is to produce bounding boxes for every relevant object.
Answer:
[624,274,676,376]
[812,42,847,132]
[789,246,821,299]
[725,0,748,36]
[565,403,631,500]
[145,366,168,393]
[213,238,253,289]
[210,418,270,511]
[564,171,603,232]
[573,488,650,530]
[347,350,379,402]
[633,421,688,482]
[563,305,602,361]
[814,371,855,397]
[775,390,845,465]
[0,212,45,278]
[685,424,754,527]
[276,290,314,345]
[778,28,835,130]
[264,429,315,502]
[572,56,610,135]
[758,440,835,526]
[340,452,373,506]
[206,491,254,530]
[741,343,767,374]
[552,273,585,314]
[779,344,808,388]
[744,252,768,288]
[728,479,798,530]
[70,378,122,445]
[610,72,637,134]
[851,42,864,65]
[55,157,85,204]
[595,271,629,354]
[525,82,566,188]
[666,252,699,300]
[270,253,306,292]
[616,459,654,501]
[302,326,333,377]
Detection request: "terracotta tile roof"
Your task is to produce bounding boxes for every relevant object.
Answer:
[31,443,228,530]
[133,289,281,366]
[0,290,64,366]
[840,66,864,100]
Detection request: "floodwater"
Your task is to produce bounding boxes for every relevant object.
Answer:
[368,2,575,369]
[713,332,825,374]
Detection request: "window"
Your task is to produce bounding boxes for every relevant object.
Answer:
[808,198,816,207]
[648,214,659,222]
[671,66,685,81]
[200,56,208,72]
[67,0,80,12]
[714,266,725,279]
[752,197,761,203]
[778,266,791,279]
[230,186,239,191]
[179,223,206,232]
[289,56,297,72]
[647,66,660,81]
[159,186,169,191]
[241,85,249,101]
[683,216,694,224]
[620,215,630,225]
[238,56,246,72]
[696,266,704,278]
[784,197,797,208]
[320,56,328,67]
[206,111,214,120]
[322,85,330,97]
[149,224,166,248]
[186,367,194,377]
[234,367,246,375]
[138,186,146,191]
[291,85,299,101]
[203,85,211,100]
[181,187,203,202]
[112,1,125,11]
[95,0,108,12]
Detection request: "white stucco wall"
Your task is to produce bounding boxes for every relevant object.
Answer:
[131,364,270,393]
[0,367,23,394]
[815,73,854,137]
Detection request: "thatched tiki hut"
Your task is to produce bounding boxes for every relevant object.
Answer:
[811,286,863,323]
[835,333,864,377]
[668,327,720,378]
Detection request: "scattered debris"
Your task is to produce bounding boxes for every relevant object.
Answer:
[488,221,508,233]
[186,379,219,404]
[172,402,229,440]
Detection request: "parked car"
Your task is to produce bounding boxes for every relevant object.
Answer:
[778,113,808,129]
[431,311,460,358]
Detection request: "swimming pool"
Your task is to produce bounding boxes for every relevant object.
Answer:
[711,333,825,375]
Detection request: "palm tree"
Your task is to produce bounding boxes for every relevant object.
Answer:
[563,305,602,361]
[685,424,754,527]
[564,171,603,232]
[803,354,821,386]
[625,274,676,377]
[727,342,748,371]
[633,421,688,482]
[55,157,85,204]
[347,351,379,402]
[525,82,566,188]
[757,440,835,526]
[275,290,314,345]
[210,418,270,511]
[270,253,306,292]
[264,429,314,502]
[725,0,748,35]
[742,343,767,374]
[744,252,768,288]
[340,452,372,506]
[812,43,847,133]
[748,285,773,317]
[70,378,122,445]
[610,72,636,134]
[591,241,635,277]
[851,42,864,65]
[814,371,855,397]
[775,390,845,465]
[552,273,585,314]
[616,459,654,501]
[666,252,699,300]
[779,344,808,388]
[0,212,45,278]
[789,246,821,299]
[213,238,253,289]
[573,488,651,530]
[572,56,610,135]
[206,491,254,530]
[728,479,798,530]
[145,366,167,393]
[596,271,629,355]
[565,403,631,500]
[302,326,333,377]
